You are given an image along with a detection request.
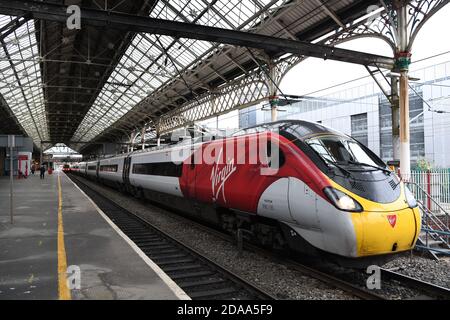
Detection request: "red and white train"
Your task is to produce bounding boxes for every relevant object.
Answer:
[62,163,80,173]
[75,120,420,266]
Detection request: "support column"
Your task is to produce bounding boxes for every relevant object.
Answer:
[399,70,410,178]
[391,77,400,161]
[9,135,14,224]
[268,62,279,122]
[40,142,43,165]
[396,3,411,179]
[141,126,146,150]
[156,122,161,147]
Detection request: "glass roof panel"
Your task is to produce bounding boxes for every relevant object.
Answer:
[73,0,284,142]
[0,15,49,145]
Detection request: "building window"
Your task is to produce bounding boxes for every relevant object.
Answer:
[100,165,118,172]
[132,162,182,177]
[351,113,368,147]
[379,92,424,164]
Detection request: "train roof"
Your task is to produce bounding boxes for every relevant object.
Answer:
[80,120,346,164]
[234,120,345,141]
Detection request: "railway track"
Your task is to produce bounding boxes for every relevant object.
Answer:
[380,268,450,300]
[69,174,450,300]
[68,174,275,300]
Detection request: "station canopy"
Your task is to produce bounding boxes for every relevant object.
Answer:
[0,0,382,151]
[44,143,82,159]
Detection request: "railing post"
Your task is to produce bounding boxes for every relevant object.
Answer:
[427,170,432,212]
[425,210,429,247]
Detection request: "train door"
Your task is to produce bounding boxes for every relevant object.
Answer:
[96,160,100,179]
[288,177,320,228]
[122,156,131,186]
[186,150,196,198]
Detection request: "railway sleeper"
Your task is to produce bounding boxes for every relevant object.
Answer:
[169,270,215,280]
[178,278,227,289]
[162,263,203,272]
[155,258,196,266]
[188,287,239,300]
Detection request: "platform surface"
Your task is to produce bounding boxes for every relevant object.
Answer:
[0,172,186,300]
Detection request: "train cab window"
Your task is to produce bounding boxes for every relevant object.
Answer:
[306,136,382,167]
[88,165,96,170]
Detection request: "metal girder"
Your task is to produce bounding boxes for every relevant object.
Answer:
[41,140,135,146]
[313,0,345,29]
[407,0,450,50]
[158,69,269,134]
[0,0,395,69]
[327,0,450,54]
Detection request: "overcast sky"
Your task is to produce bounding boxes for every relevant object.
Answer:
[280,4,450,96]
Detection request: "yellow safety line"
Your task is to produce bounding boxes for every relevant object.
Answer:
[57,174,71,300]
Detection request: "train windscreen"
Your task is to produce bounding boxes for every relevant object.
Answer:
[305,136,383,168]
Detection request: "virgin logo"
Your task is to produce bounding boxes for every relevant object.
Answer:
[210,148,237,203]
[387,215,397,228]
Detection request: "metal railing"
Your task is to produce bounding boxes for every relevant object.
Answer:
[404,181,450,258]
[409,169,450,212]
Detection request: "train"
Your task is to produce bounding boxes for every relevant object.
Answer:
[62,163,80,173]
[74,120,421,267]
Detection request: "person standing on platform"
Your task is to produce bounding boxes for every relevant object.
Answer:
[31,164,35,175]
[40,165,46,180]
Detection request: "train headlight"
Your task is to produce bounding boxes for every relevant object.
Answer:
[323,187,363,212]
[404,186,418,208]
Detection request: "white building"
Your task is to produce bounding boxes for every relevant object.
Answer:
[239,60,450,168]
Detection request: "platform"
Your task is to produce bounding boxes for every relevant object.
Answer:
[0,172,188,300]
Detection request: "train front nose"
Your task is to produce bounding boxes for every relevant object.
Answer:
[351,207,421,256]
